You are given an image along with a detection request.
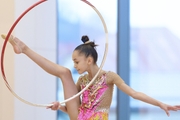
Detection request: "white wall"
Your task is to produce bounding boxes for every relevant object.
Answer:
[14,0,57,120]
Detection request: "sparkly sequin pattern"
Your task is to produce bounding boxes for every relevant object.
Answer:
[77,72,110,120]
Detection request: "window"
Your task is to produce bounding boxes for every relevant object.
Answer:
[130,0,180,119]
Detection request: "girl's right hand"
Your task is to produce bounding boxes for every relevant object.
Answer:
[159,102,180,116]
[46,101,61,111]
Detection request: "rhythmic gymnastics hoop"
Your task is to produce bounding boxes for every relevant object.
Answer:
[1,0,108,107]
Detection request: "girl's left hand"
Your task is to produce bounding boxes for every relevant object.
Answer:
[159,103,180,116]
[46,101,60,111]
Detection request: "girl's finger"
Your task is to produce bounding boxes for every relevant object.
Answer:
[46,102,54,109]
[175,105,180,109]
[46,105,52,109]
[169,107,176,111]
[166,110,170,117]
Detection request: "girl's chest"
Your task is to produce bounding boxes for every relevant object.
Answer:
[80,74,109,100]
[80,74,107,90]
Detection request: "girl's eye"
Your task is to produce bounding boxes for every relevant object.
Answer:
[74,61,78,64]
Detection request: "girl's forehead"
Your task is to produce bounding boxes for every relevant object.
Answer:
[72,51,85,59]
[73,50,79,54]
[72,50,80,56]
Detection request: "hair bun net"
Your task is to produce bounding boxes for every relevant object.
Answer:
[81,35,89,43]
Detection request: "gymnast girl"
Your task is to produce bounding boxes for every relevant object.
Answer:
[2,34,180,120]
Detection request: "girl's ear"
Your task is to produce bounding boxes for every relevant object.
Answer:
[87,56,93,65]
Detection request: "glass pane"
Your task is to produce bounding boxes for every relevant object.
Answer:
[57,0,117,119]
[130,0,180,120]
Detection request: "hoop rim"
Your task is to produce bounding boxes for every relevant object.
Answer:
[1,0,109,107]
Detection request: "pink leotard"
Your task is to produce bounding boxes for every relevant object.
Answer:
[76,71,124,120]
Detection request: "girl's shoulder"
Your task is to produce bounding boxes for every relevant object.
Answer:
[106,71,118,78]
[106,71,124,84]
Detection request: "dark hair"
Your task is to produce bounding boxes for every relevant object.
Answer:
[74,35,98,63]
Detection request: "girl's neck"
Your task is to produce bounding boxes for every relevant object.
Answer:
[87,65,103,80]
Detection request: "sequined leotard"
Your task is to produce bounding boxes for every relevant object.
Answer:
[76,71,124,120]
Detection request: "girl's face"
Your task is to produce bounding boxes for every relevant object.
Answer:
[72,50,90,74]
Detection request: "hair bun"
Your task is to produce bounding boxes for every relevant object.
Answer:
[81,35,89,43]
